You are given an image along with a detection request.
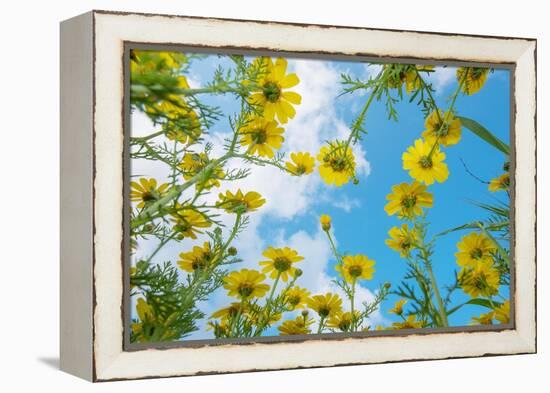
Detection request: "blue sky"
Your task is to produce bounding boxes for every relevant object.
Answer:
[131,52,510,339]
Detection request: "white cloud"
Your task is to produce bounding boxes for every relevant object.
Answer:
[426,66,457,94]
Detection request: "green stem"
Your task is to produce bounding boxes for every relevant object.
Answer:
[317,316,326,334]
[350,280,356,332]
[425,262,449,327]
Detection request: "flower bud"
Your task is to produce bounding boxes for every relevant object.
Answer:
[227,246,238,256]
[384,282,391,290]
[294,268,303,278]
[320,214,332,231]
[301,310,309,317]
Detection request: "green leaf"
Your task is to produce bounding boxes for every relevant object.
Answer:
[467,298,502,310]
[458,116,510,155]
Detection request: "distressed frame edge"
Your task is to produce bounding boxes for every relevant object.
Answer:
[59,11,95,381]
[87,11,536,382]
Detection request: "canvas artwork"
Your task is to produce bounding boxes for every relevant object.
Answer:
[127,49,512,345]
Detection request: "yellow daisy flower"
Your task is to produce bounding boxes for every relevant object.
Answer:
[402,138,449,185]
[307,293,343,318]
[494,300,510,324]
[389,299,408,316]
[259,246,304,282]
[249,57,301,124]
[217,189,266,214]
[385,224,417,257]
[404,65,435,93]
[384,64,434,93]
[278,316,312,335]
[489,173,510,192]
[391,315,424,330]
[210,302,246,321]
[455,232,496,268]
[223,269,270,300]
[130,178,169,209]
[239,116,285,158]
[177,242,214,272]
[148,98,202,144]
[178,152,224,190]
[284,286,311,309]
[336,254,376,283]
[384,181,434,219]
[131,298,155,338]
[320,214,332,231]
[421,110,462,147]
[170,207,212,240]
[457,67,490,95]
[285,152,315,175]
[471,312,494,325]
[326,311,359,332]
[458,261,500,298]
[317,141,356,187]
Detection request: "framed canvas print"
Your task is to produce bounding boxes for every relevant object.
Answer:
[60,10,537,382]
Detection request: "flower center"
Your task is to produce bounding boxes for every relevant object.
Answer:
[348,265,363,278]
[191,259,207,270]
[252,128,267,144]
[262,82,281,103]
[330,157,347,172]
[318,306,331,318]
[470,248,483,260]
[419,156,433,169]
[401,241,411,250]
[295,165,306,175]
[274,257,291,272]
[238,283,254,298]
[339,319,351,331]
[141,191,156,202]
[401,194,417,209]
[435,121,449,137]
[288,295,301,306]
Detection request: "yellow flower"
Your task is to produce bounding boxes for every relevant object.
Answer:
[336,254,376,283]
[285,152,315,175]
[177,242,214,272]
[471,312,494,325]
[223,269,270,300]
[489,173,510,192]
[130,178,169,209]
[494,300,510,324]
[457,67,490,95]
[320,214,332,231]
[385,224,417,257]
[384,64,434,93]
[317,141,356,187]
[402,138,449,185]
[278,316,312,335]
[405,65,434,93]
[178,152,224,190]
[149,98,202,144]
[455,232,496,268]
[217,189,266,214]
[284,286,311,309]
[170,207,212,239]
[384,181,434,219]
[307,293,343,318]
[391,315,424,330]
[326,311,359,332]
[239,116,285,158]
[259,246,304,282]
[210,302,246,321]
[421,110,462,147]
[249,57,301,124]
[389,299,407,316]
[459,261,500,298]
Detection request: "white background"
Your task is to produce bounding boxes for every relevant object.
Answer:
[0,0,546,391]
